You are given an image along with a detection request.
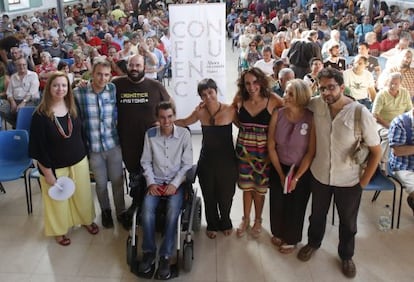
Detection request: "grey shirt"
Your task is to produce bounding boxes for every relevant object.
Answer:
[141,125,193,188]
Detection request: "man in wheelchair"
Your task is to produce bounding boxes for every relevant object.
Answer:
[138,101,193,279]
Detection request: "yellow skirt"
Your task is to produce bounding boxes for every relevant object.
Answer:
[40,156,96,236]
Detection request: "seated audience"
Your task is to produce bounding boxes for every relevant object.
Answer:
[254,45,275,76]
[343,54,376,109]
[273,67,295,98]
[323,42,346,71]
[0,56,39,127]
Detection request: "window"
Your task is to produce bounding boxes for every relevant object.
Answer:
[8,0,21,5]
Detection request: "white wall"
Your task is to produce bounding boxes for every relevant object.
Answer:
[6,0,81,17]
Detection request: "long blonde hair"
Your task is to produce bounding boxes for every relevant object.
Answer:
[36,71,78,119]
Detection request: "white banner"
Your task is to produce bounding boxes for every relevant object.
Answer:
[169,3,226,131]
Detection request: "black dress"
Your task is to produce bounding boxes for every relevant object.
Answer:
[197,124,238,232]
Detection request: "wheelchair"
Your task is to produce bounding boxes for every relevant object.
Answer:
[126,165,202,280]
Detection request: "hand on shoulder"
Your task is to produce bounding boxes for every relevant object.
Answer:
[269,92,284,111]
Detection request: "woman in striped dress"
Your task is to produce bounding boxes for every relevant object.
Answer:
[233,67,283,238]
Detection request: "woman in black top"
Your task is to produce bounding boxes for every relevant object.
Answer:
[175,79,238,239]
[29,72,98,246]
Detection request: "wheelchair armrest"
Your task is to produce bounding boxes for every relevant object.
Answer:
[186,165,197,184]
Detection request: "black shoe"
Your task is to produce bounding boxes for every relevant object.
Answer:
[342,259,356,278]
[117,211,131,230]
[157,256,171,279]
[297,244,317,262]
[407,196,414,216]
[138,252,155,274]
[101,209,114,228]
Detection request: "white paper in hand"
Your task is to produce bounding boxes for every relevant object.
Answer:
[48,176,75,201]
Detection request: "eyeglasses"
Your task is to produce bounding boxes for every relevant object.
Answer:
[318,84,338,93]
[249,44,256,47]
[397,26,403,28]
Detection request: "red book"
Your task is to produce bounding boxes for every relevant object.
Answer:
[284,164,295,194]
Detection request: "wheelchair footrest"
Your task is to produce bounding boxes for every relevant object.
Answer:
[134,262,156,279]
[154,263,178,280]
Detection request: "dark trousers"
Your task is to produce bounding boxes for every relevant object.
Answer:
[269,166,311,245]
[307,174,362,260]
[197,159,237,231]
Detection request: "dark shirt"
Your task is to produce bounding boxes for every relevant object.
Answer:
[113,76,170,173]
[29,112,87,170]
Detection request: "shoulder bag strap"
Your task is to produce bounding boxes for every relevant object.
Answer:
[354,104,363,141]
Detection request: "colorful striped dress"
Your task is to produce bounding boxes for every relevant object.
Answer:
[236,100,271,194]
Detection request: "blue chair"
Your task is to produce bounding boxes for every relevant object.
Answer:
[331,166,403,229]
[16,106,36,133]
[384,162,404,229]
[0,130,33,214]
[16,106,40,191]
[365,167,400,229]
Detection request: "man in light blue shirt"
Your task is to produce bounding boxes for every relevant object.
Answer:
[138,101,193,279]
[354,16,374,43]
[146,37,166,81]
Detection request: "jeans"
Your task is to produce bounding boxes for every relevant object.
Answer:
[89,145,125,215]
[141,185,184,257]
[357,98,372,111]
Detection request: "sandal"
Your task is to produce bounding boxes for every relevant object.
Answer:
[251,218,262,238]
[83,222,99,235]
[206,230,217,239]
[223,228,233,236]
[236,217,250,238]
[271,236,283,247]
[279,244,297,254]
[56,235,71,246]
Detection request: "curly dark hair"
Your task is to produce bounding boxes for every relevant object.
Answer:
[236,67,271,101]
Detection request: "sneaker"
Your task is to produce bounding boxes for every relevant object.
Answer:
[157,256,171,279]
[138,252,155,274]
[117,211,131,231]
[101,209,114,228]
[407,196,414,216]
[342,259,356,278]
[297,244,317,262]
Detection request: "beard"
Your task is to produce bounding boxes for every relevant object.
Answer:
[127,69,145,82]
[323,93,341,105]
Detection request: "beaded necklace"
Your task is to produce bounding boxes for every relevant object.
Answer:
[54,114,73,138]
[206,102,221,125]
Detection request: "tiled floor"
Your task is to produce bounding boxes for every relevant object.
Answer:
[1,40,414,282]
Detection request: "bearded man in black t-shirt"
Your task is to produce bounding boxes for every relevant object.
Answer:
[113,54,171,212]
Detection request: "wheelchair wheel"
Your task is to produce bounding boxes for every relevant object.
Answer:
[192,197,202,232]
[182,243,193,272]
[126,235,137,265]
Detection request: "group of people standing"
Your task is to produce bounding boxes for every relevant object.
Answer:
[232,66,380,279]
[28,54,169,244]
[26,53,383,279]
[179,63,381,279]
[18,2,408,280]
